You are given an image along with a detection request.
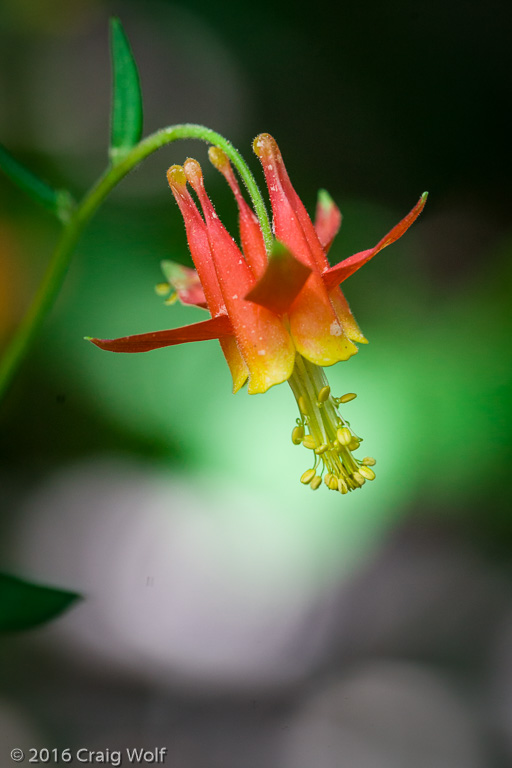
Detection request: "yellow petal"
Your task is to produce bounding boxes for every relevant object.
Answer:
[289,276,358,366]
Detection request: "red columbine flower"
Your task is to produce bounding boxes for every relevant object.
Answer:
[89,134,426,494]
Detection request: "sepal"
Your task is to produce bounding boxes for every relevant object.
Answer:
[323,193,428,290]
[87,313,233,353]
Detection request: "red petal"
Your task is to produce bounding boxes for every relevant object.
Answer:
[183,159,255,296]
[314,189,342,253]
[245,240,311,315]
[254,134,328,272]
[87,314,233,353]
[322,193,428,291]
[167,167,250,391]
[184,158,296,393]
[208,147,267,279]
[167,166,225,316]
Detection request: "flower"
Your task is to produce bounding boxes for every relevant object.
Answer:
[89,134,426,494]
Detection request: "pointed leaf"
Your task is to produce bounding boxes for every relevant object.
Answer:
[0,144,74,222]
[109,18,143,164]
[0,571,80,632]
[86,313,233,353]
[323,193,428,290]
[245,240,311,315]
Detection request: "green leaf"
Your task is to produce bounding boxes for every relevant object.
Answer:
[109,17,143,164]
[0,144,74,222]
[0,571,80,632]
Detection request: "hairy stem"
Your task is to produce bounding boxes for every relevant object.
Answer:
[0,124,271,404]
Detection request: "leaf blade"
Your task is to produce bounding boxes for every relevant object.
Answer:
[0,571,80,632]
[109,17,143,163]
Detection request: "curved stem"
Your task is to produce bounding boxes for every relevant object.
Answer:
[0,124,271,404]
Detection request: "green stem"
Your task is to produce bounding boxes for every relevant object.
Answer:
[0,123,271,404]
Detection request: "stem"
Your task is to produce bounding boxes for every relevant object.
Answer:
[0,124,271,404]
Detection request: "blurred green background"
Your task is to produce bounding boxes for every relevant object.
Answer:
[1,0,510,547]
[1,0,512,765]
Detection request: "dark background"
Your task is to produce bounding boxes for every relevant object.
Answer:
[1,0,512,765]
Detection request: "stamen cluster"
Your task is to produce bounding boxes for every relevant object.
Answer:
[289,356,376,493]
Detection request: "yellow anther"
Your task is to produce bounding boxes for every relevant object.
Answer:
[183,157,203,185]
[167,164,187,187]
[253,133,276,158]
[291,425,304,445]
[318,386,331,403]
[164,292,178,305]
[359,465,376,481]
[155,282,171,297]
[208,146,230,171]
[298,396,308,415]
[300,468,315,485]
[361,457,376,466]
[290,360,372,496]
[337,427,352,446]
[328,476,339,491]
[352,471,366,487]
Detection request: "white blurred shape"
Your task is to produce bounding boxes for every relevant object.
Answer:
[5,458,334,692]
[281,662,484,768]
